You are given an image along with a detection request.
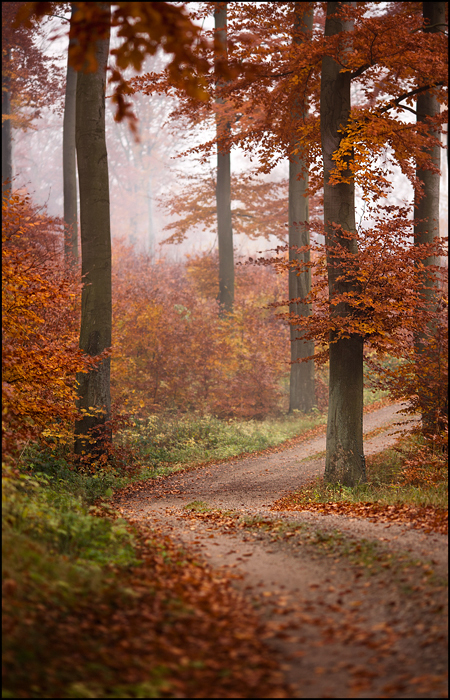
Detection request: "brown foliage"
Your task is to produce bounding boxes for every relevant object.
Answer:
[111,244,293,420]
[2,519,290,698]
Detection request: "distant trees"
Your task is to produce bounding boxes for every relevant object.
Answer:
[9,1,447,472]
[1,1,63,193]
[159,172,288,246]
[2,47,12,195]
[111,245,289,419]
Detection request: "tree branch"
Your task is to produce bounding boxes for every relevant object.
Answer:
[350,63,371,80]
[378,83,444,116]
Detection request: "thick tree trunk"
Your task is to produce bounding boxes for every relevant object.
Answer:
[2,48,12,195]
[414,1,445,433]
[74,8,112,459]
[321,1,365,485]
[63,3,78,269]
[289,3,315,414]
[215,2,234,315]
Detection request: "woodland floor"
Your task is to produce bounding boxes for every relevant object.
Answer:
[113,404,448,699]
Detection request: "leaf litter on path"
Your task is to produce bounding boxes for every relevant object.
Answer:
[110,403,447,698]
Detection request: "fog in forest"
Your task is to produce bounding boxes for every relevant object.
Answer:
[10,14,449,263]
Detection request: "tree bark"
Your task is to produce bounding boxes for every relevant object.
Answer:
[63,3,79,269]
[2,48,13,195]
[321,1,365,485]
[289,3,315,414]
[414,1,445,433]
[74,6,112,459]
[215,2,234,315]
[147,175,155,259]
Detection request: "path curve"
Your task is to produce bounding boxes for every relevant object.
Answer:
[114,403,448,698]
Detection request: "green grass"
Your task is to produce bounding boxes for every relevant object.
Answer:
[2,466,137,567]
[184,500,213,513]
[284,434,448,510]
[116,410,327,470]
[15,411,327,508]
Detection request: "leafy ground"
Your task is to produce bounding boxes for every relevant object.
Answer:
[112,402,447,698]
[2,467,290,698]
[272,433,448,535]
[2,400,448,698]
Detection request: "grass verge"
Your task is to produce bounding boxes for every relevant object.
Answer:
[272,434,448,534]
[18,389,389,507]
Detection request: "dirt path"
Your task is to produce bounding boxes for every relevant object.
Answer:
[114,404,448,698]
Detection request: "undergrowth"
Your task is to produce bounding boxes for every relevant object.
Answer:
[277,433,448,511]
[116,410,327,470]
[2,450,288,698]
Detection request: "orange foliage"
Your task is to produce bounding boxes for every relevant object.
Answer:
[135,2,447,197]
[400,445,448,487]
[270,208,448,448]
[111,244,292,419]
[2,193,94,458]
[159,172,289,245]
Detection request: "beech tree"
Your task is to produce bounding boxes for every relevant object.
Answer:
[215,2,234,314]
[288,2,315,414]
[414,1,446,433]
[2,192,92,458]
[74,4,112,458]
[320,1,364,484]
[2,47,12,195]
[63,3,78,269]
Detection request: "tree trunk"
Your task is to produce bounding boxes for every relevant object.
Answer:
[414,1,445,433]
[147,175,155,259]
[215,2,234,315]
[63,3,78,269]
[289,3,315,414]
[2,48,12,196]
[321,1,365,485]
[74,6,112,459]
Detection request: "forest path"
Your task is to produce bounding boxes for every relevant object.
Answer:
[114,403,448,698]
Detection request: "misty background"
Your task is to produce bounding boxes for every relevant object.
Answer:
[11,9,448,262]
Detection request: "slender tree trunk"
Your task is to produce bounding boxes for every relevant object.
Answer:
[147,175,155,259]
[289,3,315,414]
[414,1,445,433]
[321,1,365,485]
[2,48,13,195]
[215,2,234,315]
[63,3,78,269]
[74,6,112,459]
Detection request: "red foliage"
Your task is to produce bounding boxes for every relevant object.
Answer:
[2,1,64,128]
